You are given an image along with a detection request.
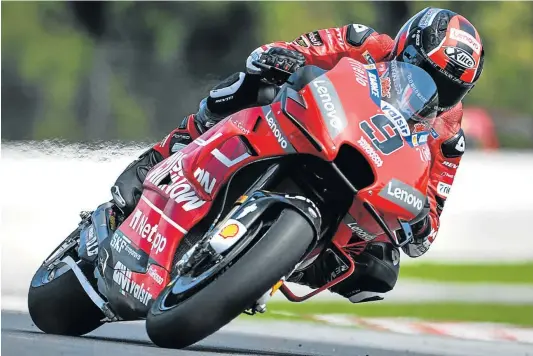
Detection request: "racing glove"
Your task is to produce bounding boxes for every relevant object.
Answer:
[397,200,433,257]
[246,47,306,75]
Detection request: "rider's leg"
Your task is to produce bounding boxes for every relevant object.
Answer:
[110,72,276,216]
[290,240,401,303]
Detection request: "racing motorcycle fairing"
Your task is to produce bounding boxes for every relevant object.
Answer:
[101,57,439,314]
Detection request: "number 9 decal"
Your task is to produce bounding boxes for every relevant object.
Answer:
[360,114,404,155]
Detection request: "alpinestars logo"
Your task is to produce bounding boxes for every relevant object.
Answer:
[112,261,153,305]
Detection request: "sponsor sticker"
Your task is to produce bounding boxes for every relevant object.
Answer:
[147,264,165,285]
[380,77,391,98]
[366,65,381,106]
[129,209,167,254]
[264,109,291,151]
[441,171,455,179]
[444,47,476,68]
[379,179,425,215]
[346,221,376,241]
[419,8,442,28]
[306,31,324,46]
[284,194,322,219]
[193,167,216,194]
[349,59,369,87]
[235,203,258,219]
[146,152,207,211]
[230,117,250,135]
[417,145,431,162]
[381,101,410,136]
[110,231,142,261]
[209,219,248,254]
[293,36,309,48]
[112,261,153,306]
[406,132,430,147]
[443,161,458,169]
[219,223,241,239]
[437,181,452,197]
[86,225,98,257]
[362,50,376,65]
[309,78,348,139]
[449,28,481,55]
[357,136,383,167]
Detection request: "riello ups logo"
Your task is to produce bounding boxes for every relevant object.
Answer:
[112,261,153,305]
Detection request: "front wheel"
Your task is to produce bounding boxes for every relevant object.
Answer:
[146,209,315,349]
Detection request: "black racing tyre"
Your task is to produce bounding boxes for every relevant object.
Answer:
[28,260,104,336]
[146,209,315,349]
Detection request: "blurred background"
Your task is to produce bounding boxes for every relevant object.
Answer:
[2,1,533,148]
[2,1,532,333]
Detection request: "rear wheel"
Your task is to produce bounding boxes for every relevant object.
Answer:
[146,209,314,349]
[28,230,104,336]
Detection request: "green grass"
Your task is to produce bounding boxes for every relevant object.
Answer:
[255,302,533,327]
[399,262,533,284]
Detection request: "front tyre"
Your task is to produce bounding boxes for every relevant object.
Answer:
[146,209,315,349]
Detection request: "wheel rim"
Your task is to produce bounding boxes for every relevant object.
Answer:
[156,221,267,312]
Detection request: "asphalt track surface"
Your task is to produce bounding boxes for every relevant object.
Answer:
[3,310,533,356]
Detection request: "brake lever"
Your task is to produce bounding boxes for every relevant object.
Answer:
[252,60,293,85]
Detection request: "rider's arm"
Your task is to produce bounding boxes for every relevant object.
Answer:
[402,104,466,257]
[247,24,395,72]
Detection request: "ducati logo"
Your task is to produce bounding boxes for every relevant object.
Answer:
[444,47,476,69]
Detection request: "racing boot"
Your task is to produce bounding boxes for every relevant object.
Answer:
[110,71,277,217]
[288,241,400,303]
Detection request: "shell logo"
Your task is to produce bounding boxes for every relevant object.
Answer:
[220,224,240,239]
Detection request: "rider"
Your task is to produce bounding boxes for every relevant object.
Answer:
[111,8,484,303]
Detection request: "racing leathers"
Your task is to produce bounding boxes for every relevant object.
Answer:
[111,23,466,303]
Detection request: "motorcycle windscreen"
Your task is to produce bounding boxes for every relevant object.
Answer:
[303,58,439,150]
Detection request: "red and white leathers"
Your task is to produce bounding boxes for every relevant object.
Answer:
[152,23,467,258]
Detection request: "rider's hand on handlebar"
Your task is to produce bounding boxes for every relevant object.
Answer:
[247,47,306,77]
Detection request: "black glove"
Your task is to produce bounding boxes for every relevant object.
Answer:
[397,200,433,257]
[258,47,306,73]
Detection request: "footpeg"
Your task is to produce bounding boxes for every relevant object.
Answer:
[253,278,285,313]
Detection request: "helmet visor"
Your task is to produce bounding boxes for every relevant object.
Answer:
[398,44,474,110]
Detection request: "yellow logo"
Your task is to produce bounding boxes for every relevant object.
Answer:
[220,224,239,239]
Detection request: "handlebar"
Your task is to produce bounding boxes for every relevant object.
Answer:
[252,60,293,85]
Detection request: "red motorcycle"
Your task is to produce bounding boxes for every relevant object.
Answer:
[28,57,438,348]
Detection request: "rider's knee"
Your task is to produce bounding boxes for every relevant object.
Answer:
[111,148,163,215]
[336,241,400,303]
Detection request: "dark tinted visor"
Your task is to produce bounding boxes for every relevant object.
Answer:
[399,45,473,110]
